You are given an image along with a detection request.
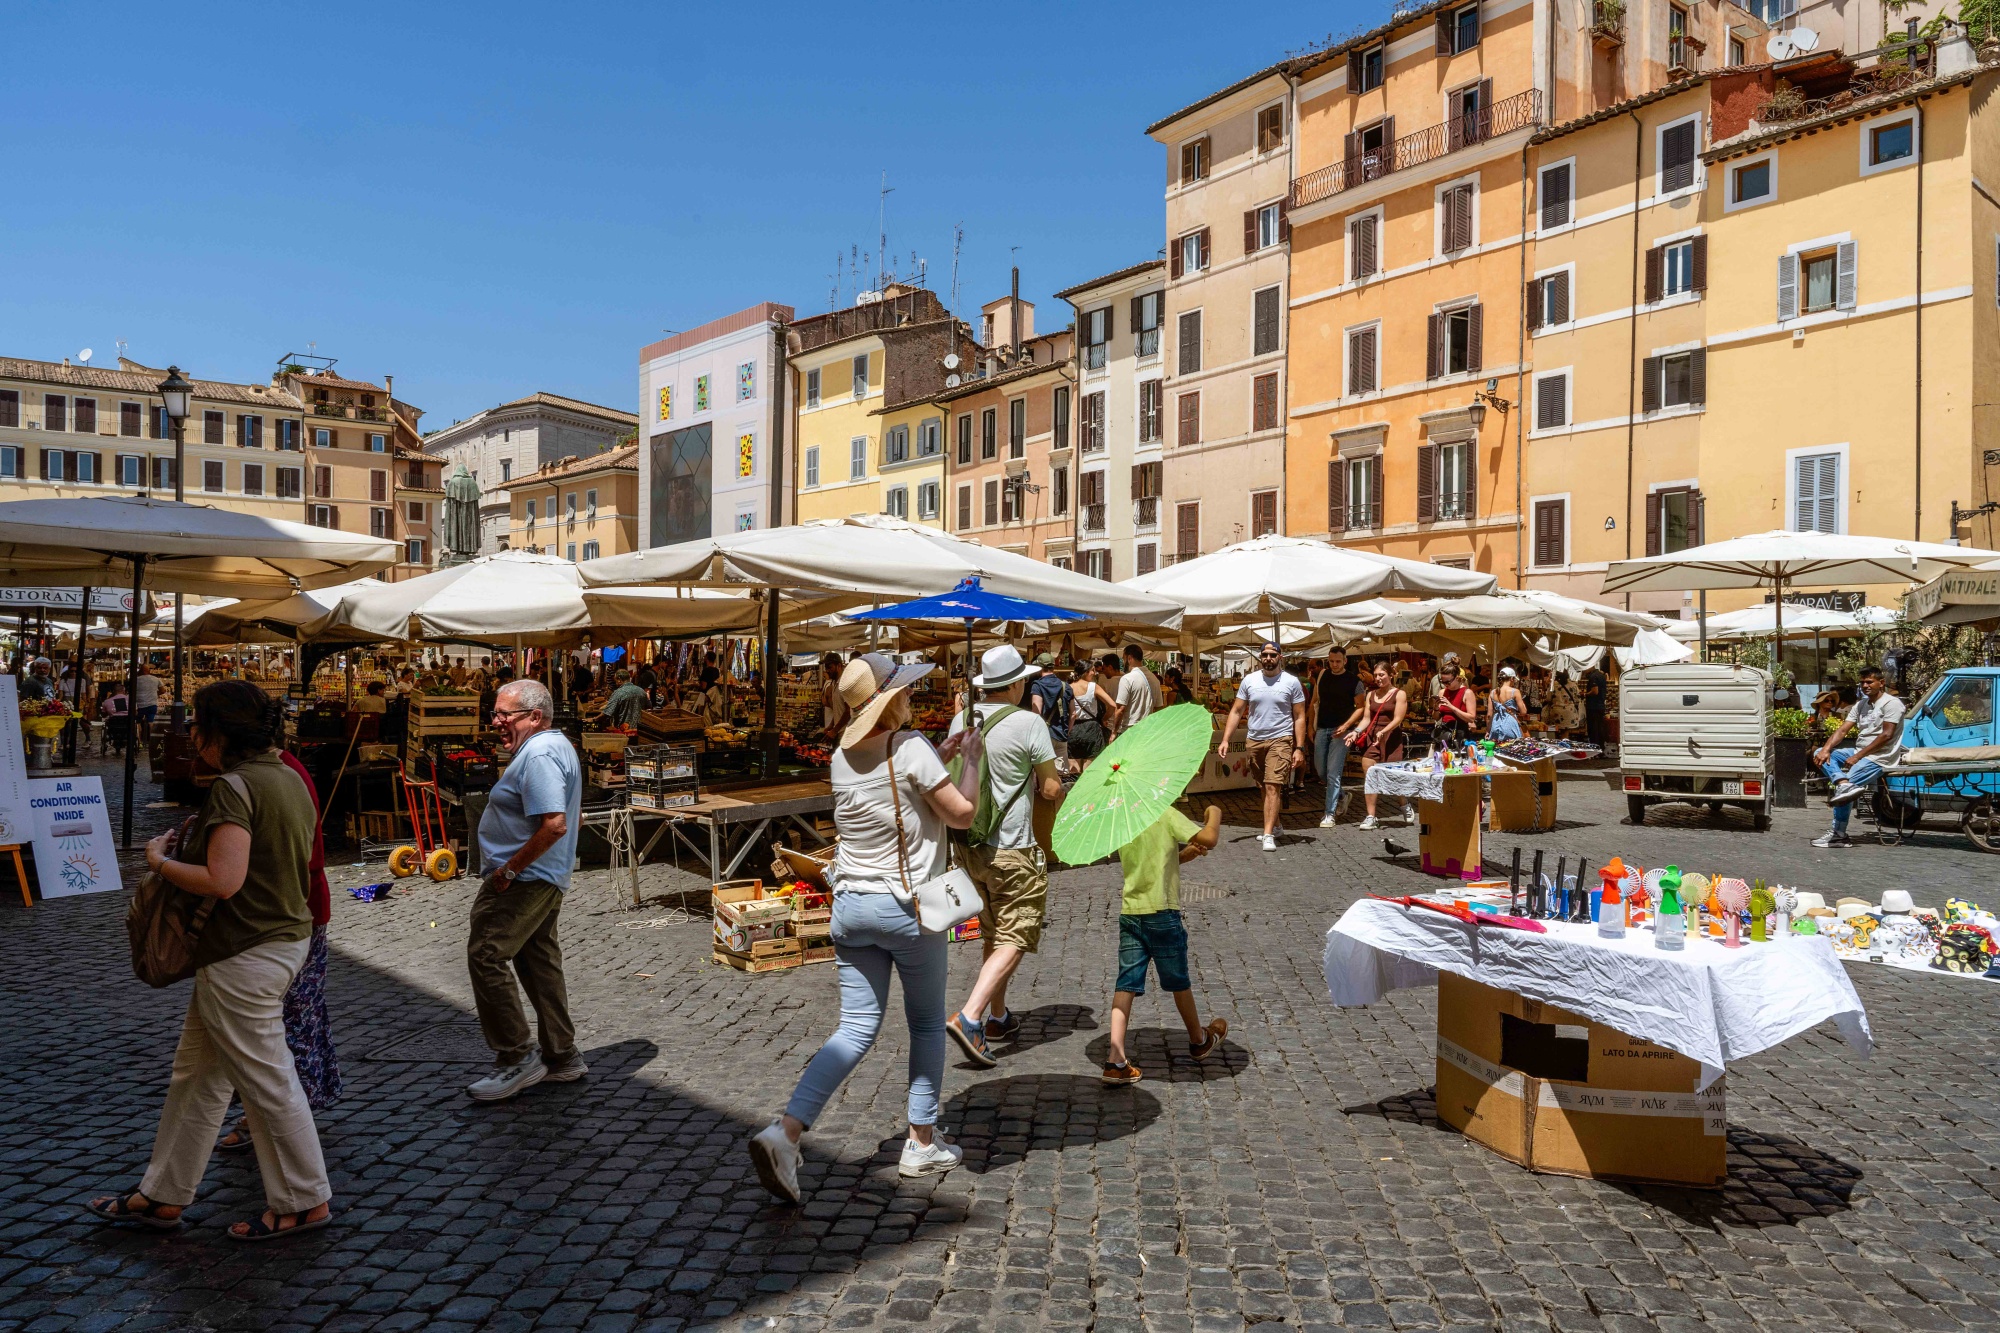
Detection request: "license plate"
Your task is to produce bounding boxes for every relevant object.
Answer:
[1720,781,1743,796]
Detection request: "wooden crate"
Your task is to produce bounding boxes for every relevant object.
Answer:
[712,940,802,972]
[801,944,836,965]
[410,694,482,739]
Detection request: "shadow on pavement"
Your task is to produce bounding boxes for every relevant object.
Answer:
[946,1072,1160,1174]
[985,1001,1097,1055]
[1082,1028,1249,1083]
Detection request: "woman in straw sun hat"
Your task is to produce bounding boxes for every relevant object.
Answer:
[748,653,977,1205]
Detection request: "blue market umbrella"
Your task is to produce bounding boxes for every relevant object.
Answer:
[847,577,1088,728]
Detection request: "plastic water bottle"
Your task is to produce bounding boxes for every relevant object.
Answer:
[1655,884,1687,951]
[1597,874,1626,939]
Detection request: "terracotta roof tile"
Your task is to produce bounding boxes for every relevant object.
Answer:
[0,357,304,409]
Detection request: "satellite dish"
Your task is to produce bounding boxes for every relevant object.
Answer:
[1791,26,1819,51]
[77,348,92,363]
[943,352,960,370]
[1767,32,1794,59]
[945,374,962,388]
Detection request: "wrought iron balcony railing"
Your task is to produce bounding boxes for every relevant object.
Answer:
[1290,89,1542,210]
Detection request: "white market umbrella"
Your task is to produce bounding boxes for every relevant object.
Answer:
[1377,588,1668,648]
[1905,558,2000,626]
[1663,603,1892,643]
[578,514,1182,630]
[1534,628,1694,674]
[188,579,389,645]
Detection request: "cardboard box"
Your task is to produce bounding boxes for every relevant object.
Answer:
[1418,773,1483,880]
[1434,972,1726,1189]
[712,940,802,972]
[1489,756,1559,832]
[950,917,983,942]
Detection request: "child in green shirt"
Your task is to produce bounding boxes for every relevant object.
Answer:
[1103,804,1226,1085]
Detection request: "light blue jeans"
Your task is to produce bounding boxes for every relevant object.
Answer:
[1314,728,1349,816]
[784,890,949,1128]
[1823,746,1884,834]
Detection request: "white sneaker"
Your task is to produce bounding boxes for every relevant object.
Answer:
[1318,814,1338,828]
[748,1120,802,1203]
[466,1050,545,1102]
[898,1136,964,1178]
[1359,815,1381,831]
[1260,834,1277,852]
[1403,811,1419,826]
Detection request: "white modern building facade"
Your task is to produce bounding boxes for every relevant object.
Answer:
[421,391,636,554]
[1059,260,1168,580]
[637,301,793,546]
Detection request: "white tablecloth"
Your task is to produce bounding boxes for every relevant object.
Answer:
[1323,897,1872,1090]
[1363,762,1476,804]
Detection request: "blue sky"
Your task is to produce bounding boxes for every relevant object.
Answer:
[3,1,1363,430]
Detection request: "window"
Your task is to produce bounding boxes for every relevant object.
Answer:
[738,362,756,402]
[1177,230,1208,277]
[277,467,301,499]
[849,436,867,480]
[408,538,426,565]
[150,405,168,440]
[313,465,331,498]
[582,540,599,560]
[806,369,821,408]
[368,433,385,452]
[1080,549,1112,581]
[1137,543,1158,575]
[1176,501,1200,561]
[1134,291,1162,357]
[1539,162,1572,230]
[1177,310,1202,374]
[694,375,710,412]
[1252,286,1282,357]
[370,507,390,539]
[1179,136,1209,184]
[1132,462,1162,527]
[152,456,177,490]
[919,417,942,457]
[74,398,96,433]
[918,480,940,520]
[237,415,263,448]
[1349,212,1379,280]
[981,408,997,460]
[1250,489,1278,538]
[1528,270,1572,329]
[1257,103,1285,153]
[1329,454,1383,531]
[1667,4,1688,68]
[1252,373,1279,432]
[1177,392,1200,447]
[852,353,870,399]
[242,463,264,496]
[1348,119,1392,183]
[1421,441,1477,521]
[585,488,598,519]
[1079,470,1105,531]
[202,410,224,445]
[956,483,973,530]
[314,427,332,449]
[566,543,578,561]
[1729,35,1746,65]
[1052,390,1069,451]
[309,505,334,529]
[1249,201,1284,252]
[370,470,387,502]
[1730,158,1773,208]
[1648,486,1704,553]
[1803,252,1837,313]
[1052,466,1069,518]
[885,423,910,465]
[1439,182,1475,254]
[885,485,909,520]
[0,390,16,427]
[1793,453,1841,533]
[499,458,512,482]
[42,449,66,482]
[803,446,819,487]
[983,478,999,526]
[203,460,224,493]
[1659,117,1699,194]
[277,419,299,450]
[1138,381,1163,443]
[407,500,425,522]
[1535,372,1570,431]
[1427,304,1483,378]
[1778,242,1856,319]
[1532,499,1567,567]
[1346,325,1379,396]
[1662,240,1695,298]
[1643,349,1706,411]
[1085,307,1111,370]
[1348,43,1385,93]
[526,498,539,529]
[1447,81,1490,149]
[1008,399,1026,459]
[44,395,66,432]
[566,492,578,522]
[1438,3,1480,54]
[117,454,142,487]
[956,414,973,465]
[1865,116,1917,172]
[1001,476,1019,523]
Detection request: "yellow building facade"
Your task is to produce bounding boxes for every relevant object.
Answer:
[792,338,884,522]
[501,444,640,561]
[865,394,948,530]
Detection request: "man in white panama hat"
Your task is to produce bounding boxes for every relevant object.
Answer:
[943,645,1064,1068]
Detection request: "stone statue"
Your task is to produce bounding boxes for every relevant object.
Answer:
[441,463,481,566]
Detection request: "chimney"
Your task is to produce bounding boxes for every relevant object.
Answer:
[1010,267,1021,360]
[385,374,394,396]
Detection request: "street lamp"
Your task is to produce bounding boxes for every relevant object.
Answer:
[158,365,192,732]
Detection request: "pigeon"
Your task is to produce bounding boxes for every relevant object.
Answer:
[1383,837,1412,858]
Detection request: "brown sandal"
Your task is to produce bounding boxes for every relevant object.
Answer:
[83,1192,183,1231]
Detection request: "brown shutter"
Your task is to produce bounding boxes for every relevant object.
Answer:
[1466,304,1483,374]
[1644,246,1663,303]
[1328,458,1347,532]
[1171,239,1183,280]
[1478,79,1493,141]
[38,449,51,480]
[1691,235,1708,292]
[1689,348,1707,406]
[1645,491,1663,555]
[1549,270,1570,325]
[1104,303,1115,337]
[1427,313,1444,379]
[1447,88,1464,150]
[1130,295,1143,333]
[1459,451,1477,519]
[1197,228,1210,269]
[1177,502,1199,556]
[1449,185,1472,251]
[1642,356,1663,413]
[1348,49,1364,90]
[1343,130,1359,174]
[1245,209,1258,254]
[1368,456,1384,528]
[1690,490,1705,547]
[1525,278,1544,331]
[1177,391,1200,446]
[1278,199,1290,243]
[1361,327,1377,392]
[1436,11,1453,53]
[1416,445,1437,521]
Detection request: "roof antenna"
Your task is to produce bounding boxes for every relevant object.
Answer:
[877,171,894,291]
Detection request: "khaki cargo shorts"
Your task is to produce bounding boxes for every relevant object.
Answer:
[1247,736,1295,786]
[961,842,1047,954]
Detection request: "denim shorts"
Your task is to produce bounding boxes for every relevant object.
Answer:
[1116,910,1190,996]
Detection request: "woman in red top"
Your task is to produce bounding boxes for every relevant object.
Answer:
[219,747,341,1151]
[1432,659,1478,748]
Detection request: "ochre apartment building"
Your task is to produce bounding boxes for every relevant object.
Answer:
[500,443,640,561]
[937,311,1078,567]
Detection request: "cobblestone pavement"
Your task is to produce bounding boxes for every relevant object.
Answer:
[3,760,1999,1332]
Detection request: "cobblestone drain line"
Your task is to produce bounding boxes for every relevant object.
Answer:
[1,763,1997,1331]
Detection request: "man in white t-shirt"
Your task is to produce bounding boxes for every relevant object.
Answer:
[1217,641,1307,851]
[943,645,1063,1069]
[1114,644,1159,736]
[133,664,162,726]
[1814,665,1905,848]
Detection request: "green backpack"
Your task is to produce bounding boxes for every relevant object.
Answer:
[947,704,1025,848]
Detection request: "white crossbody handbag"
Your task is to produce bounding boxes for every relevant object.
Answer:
[884,736,982,934]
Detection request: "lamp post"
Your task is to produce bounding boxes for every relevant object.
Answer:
[158,366,192,732]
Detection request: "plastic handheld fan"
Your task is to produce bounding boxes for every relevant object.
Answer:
[1716,878,1750,948]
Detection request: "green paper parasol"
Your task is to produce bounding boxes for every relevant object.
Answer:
[1051,703,1214,865]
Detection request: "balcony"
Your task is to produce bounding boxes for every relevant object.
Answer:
[1083,504,1106,535]
[1590,0,1624,48]
[1340,500,1382,532]
[310,403,387,422]
[1163,550,1202,566]
[1135,496,1158,528]
[1290,89,1542,210]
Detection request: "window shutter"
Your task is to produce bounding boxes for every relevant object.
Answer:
[1691,235,1708,292]
[1379,116,1395,165]
[1646,491,1662,555]
[91,451,103,484]
[1170,240,1183,280]
[1541,163,1571,229]
[957,486,971,530]
[1642,356,1663,413]
[1537,374,1566,431]
[1836,240,1858,310]
[1689,489,1705,547]
[1416,444,1437,521]
[1466,303,1483,374]
[1103,303,1115,337]
[1534,500,1563,567]
[1447,88,1465,150]
[1477,79,1493,141]
[1278,199,1290,243]
[1549,270,1570,324]
[1351,328,1377,394]
[1328,459,1347,533]
[1447,186,1471,251]
[1368,456,1383,527]
[1130,295,1143,333]
[1177,502,1200,556]
[1526,278,1545,331]
[1436,11,1453,53]
[1460,451,1477,520]
[1343,130,1359,173]
[1777,252,1798,320]
[1348,49,1364,91]
[1197,228,1211,269]
[1427,313,1444,379]
[1689,348,1707,406]
[1661,121,1697,192]
[38,449,51,481]
[1245,209,1258,254]
[1178,392,1200,446]
[1644,246,1663,304]
[983,479,998,526]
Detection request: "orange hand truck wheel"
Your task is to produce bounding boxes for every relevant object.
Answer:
[387,845,420,878]
[424,846,459,882]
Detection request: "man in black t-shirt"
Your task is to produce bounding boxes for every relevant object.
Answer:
[1582,664,1609,748]
[1311,648,1364,826]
